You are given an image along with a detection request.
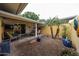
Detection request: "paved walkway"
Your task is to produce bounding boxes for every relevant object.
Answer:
[10,36,74,56]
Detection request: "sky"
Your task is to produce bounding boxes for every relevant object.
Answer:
[21,3,79,20]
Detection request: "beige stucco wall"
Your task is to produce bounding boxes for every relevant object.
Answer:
[41,25,64,38]
[41,17,79,52]
[68,17,79,53]
[41,25,51,36]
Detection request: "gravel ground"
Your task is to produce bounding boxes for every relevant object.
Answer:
[10,36,75,56]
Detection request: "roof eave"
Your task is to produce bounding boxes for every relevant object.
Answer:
[0,10,44,25]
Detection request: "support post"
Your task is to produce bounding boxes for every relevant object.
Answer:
[35,23,37,37]
[20,24,22,39]
[0,17,4,43]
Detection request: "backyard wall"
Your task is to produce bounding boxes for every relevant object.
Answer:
[41,25,63,38]
[68,18,79,53]
[41,17,79,53]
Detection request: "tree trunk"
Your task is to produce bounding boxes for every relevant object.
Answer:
[50,26,53,38]
[55,25,60,38]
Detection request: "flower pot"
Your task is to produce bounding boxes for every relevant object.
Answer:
[62,37,72,48]
[37,37,41,42]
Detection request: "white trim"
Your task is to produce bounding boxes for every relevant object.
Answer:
[35,23,37,37]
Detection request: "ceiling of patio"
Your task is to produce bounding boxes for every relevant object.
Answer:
[0,3,28,14]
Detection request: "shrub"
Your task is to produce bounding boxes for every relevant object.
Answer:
[61,49,78,56]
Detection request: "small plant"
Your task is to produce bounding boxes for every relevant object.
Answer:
[62,25,73,48]
[62,25,71,39]
[61,49,78,56]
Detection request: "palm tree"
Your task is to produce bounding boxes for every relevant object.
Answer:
[46,16,69,39]
[54,19,61,38]
[54,17,66,38]
[46,17,55,38]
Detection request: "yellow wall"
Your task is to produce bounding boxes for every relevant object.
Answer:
[41,24,77,48]
[41,25,64,38]
[41,16,79,52]
[69,16,79,53]
[41,25,51,36]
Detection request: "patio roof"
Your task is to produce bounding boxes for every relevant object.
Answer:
[0,10,44,25]
[0,3,28,14]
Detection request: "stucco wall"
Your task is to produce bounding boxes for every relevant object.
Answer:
[41,25,51,36]
[41,18,79,52]
[41,25,63,38]
[68,17,79,53]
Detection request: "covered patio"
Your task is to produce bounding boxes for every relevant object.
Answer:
[0,3,44,55]
[0,10,44,42]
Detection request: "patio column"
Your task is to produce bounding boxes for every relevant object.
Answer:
[0,17,4,43]
[35,23,37,37]
[20,24,22,38]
